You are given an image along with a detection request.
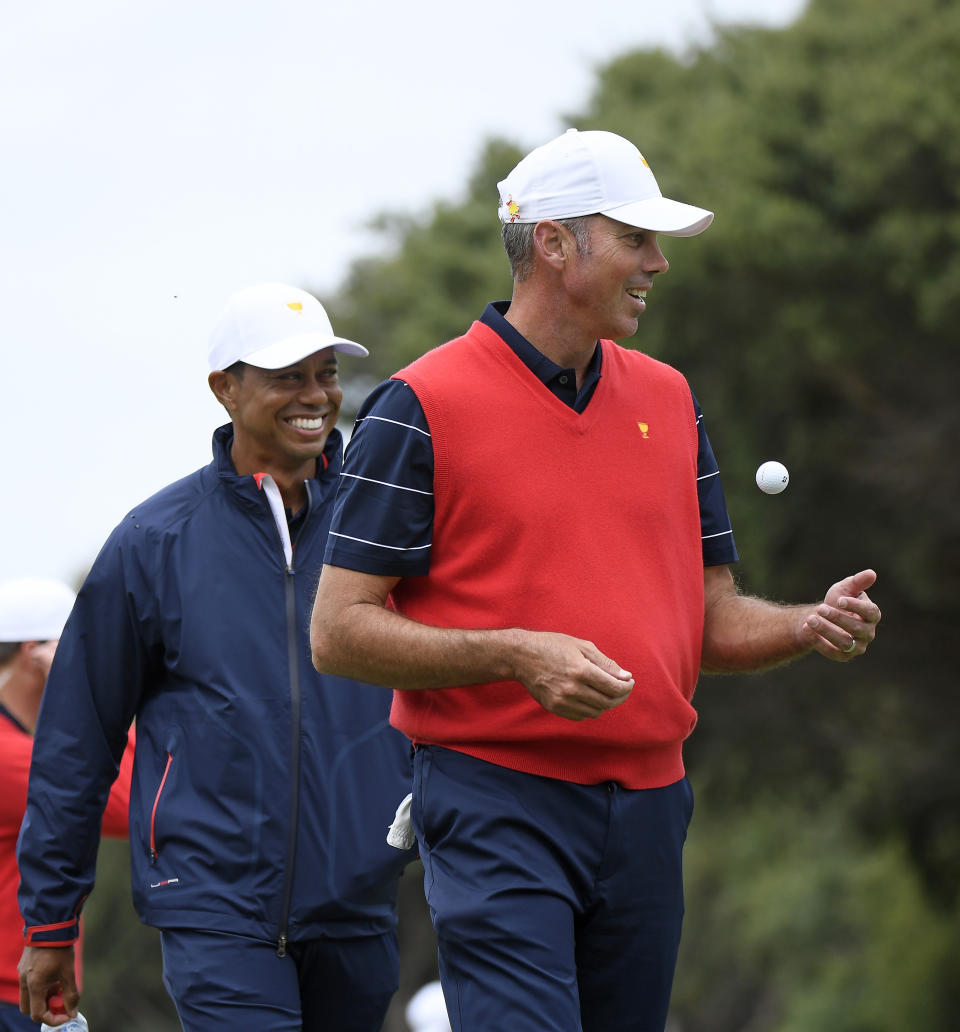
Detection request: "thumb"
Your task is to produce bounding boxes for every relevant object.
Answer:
[581,644,632,682]
[843,569,877,597]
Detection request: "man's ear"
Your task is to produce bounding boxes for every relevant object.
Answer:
[533,220,574,271]
[208,369,237,412]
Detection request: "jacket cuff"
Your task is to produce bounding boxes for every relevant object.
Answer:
[23,919,79,947]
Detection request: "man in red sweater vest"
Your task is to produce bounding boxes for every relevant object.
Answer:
[0,579,133,1032]
[311,129,881,1032]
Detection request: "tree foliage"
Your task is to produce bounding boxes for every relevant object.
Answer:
[77,0,958,1028]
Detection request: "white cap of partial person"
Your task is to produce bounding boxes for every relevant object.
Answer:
[207,282,369,372]
[0,578,77,732]
[405,981,451,1032]
[0,578,77,644]
[497,128,713,236]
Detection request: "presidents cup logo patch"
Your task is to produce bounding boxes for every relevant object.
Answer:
[500,195,521,222]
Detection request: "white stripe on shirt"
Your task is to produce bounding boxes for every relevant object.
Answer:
[328,531,432,552]
[340,473,434,496]
[357,415,432,437]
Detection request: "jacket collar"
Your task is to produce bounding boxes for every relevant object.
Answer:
[209,423,344,511]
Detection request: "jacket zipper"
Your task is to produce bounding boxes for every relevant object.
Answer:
[260,477,313,958]
[276,568,301,958]
[149,752,173,861]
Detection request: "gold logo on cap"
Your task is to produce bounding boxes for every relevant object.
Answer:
[506,196,520,222]
[287,302,303,312]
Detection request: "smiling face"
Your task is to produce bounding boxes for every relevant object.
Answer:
[210,348,343,479]
[563,214,670,342]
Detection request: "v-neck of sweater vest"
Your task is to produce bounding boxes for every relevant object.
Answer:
[472,321,610,434]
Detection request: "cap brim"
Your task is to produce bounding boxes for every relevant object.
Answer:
[240,332,369,369]
[601,196,714,237]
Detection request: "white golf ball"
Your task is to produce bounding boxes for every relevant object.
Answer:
[756,460,789,494]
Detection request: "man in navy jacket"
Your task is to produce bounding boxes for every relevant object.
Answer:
[17,283,414,1032]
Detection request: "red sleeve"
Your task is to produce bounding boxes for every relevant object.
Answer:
[101,726,135,839]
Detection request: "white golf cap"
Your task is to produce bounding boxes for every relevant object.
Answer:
[208,282,369,372]
[0,578,77,642]
[497,128,713,237]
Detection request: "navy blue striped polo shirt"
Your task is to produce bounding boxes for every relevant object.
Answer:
[325,302,738,577]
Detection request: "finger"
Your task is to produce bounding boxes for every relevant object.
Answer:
[837,594,882,625]
[804,627,857,662]
[578,641,632,681]
[817,604,879,650]
[578,650,633,699]
[553,699,605,722]
[28,992,51,1024]
[548,682,632,720]
[570,689,630,715]
[575,681,632,714]
[584,672,634,702]
[816,605,863,638]
[805,614,856,655]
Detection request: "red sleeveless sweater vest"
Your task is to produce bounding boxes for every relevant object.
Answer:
[390,321,704,788]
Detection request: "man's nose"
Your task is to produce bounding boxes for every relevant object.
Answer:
[647,244,669,274]
[300,378,329,403]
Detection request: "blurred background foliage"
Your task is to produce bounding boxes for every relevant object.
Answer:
[76,0,958,1028]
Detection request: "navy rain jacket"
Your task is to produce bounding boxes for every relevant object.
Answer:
[18,425,414,952]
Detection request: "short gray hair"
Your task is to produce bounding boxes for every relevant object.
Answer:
[501,216,593,282]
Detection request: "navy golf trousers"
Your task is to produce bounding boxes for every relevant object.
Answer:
[160,926,398,1032]
[412,745,694,1032]
[0,1002,38,1031]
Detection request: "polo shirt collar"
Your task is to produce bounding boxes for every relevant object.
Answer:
[480,301,602,412]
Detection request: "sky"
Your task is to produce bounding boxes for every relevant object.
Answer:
[1,0,806,586]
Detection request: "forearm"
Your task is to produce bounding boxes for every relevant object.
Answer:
[311,569,517,690]
[316,603,521,690]
[701,590,814,673]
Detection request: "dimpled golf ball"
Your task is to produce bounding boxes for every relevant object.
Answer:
[756,460,789,494]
